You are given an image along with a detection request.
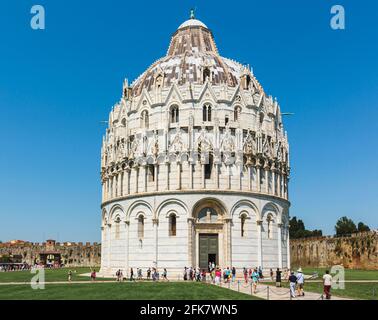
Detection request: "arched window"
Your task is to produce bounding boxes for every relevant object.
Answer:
[141,110,149,129]
[203,67,210,82]
[234,106,241,122]
[198,207,218,223]
[241,74,251,90]
[259,112,264,125]
[115,217,120,240]
[147,164,155,182]
[170,105,179,123]
[241,214,247,237]
[138,215,144,239]
[203,104,212,122]
[169,213,177,236]
[225,115,229,126]
[204,153,213,179]
[267,215,273,239]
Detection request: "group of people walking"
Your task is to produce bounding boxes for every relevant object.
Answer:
[119,267,169,282]
[183,266,207,281]
[287,268,305,298]
[68,264,334,300]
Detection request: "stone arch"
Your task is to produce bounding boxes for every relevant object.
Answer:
[230,200,260,221]
[261,202,281,222]
[156,198,189,219]
[109,204,126,222]
[126,200,153,220]
[102,208,108,226]
[192,197,228,219]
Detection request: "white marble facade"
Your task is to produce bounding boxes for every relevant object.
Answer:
[100,16,291,277]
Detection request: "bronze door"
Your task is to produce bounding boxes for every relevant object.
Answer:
[199,234,218,269]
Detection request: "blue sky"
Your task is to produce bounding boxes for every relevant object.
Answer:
[0,0,377,242]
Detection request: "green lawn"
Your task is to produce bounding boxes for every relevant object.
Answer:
[275,267,378,300]
[297,267,378,281]
[0,267,111,283]
[0,282,260,300]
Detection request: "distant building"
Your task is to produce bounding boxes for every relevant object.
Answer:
[0,239,100,266]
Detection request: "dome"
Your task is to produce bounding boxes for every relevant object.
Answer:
[131,16,264,97]
[178,18,208,29]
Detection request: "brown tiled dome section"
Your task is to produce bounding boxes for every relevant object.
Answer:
[131,20,249,97]
[167,25,218,56]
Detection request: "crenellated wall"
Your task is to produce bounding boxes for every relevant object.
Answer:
[0,240,101,267]
[290,231,378,270]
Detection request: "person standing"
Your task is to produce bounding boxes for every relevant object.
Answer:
[270,268,274,281]
[91,269,96,282]
[243,267,248,283]
[251,268,259,294]
[163,268,168,281]
[130,268,134,281]
[231,267,236,283]
[288,271,297,298]
[323,270,333,300]
[116,269,120,282]
[258,266,264,279]
[296,268,305,296]
[275,268,282,287]
[215,268,221,285]
[68,270,72,282]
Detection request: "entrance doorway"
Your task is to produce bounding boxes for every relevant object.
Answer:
[199,234,218,269]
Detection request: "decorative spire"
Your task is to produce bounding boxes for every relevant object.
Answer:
[190,8,195,19]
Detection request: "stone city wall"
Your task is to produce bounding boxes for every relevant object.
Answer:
[290,231,378,270]
[0,240,101,267]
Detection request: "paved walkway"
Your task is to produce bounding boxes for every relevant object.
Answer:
[211,281,351,300]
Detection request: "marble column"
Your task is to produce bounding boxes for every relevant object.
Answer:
[107,223,112,272]
[154,164,158,191]
[124,221,129,275]
[272,171,276,196]
[153,218,159,268]
[239,164,243,190]
[286,226,291,269]
[248,166,252,191]
[216,163,220,189]
[166,163,170,190]
[225,218,232,266]
[257,220,263,268]
[135,167,139,193]
[201,164,205,189]
[118,173,123,197]
[256,166,261,192]
[187,218,195,267]
[265,168,269,194]
[125,169,130,195]
[277,223,283,269]
[177,162,181,190]
[227,165,231,189]
[143,165,147,193]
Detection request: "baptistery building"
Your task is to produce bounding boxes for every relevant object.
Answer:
[100,14,291,276]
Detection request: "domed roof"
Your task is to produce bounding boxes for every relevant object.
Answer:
[178,18,208,29]
[131,15,262,97]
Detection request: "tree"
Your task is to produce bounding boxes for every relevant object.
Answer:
[357,222,370,232]
[335,216,357,236]
[289,216,323,239]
